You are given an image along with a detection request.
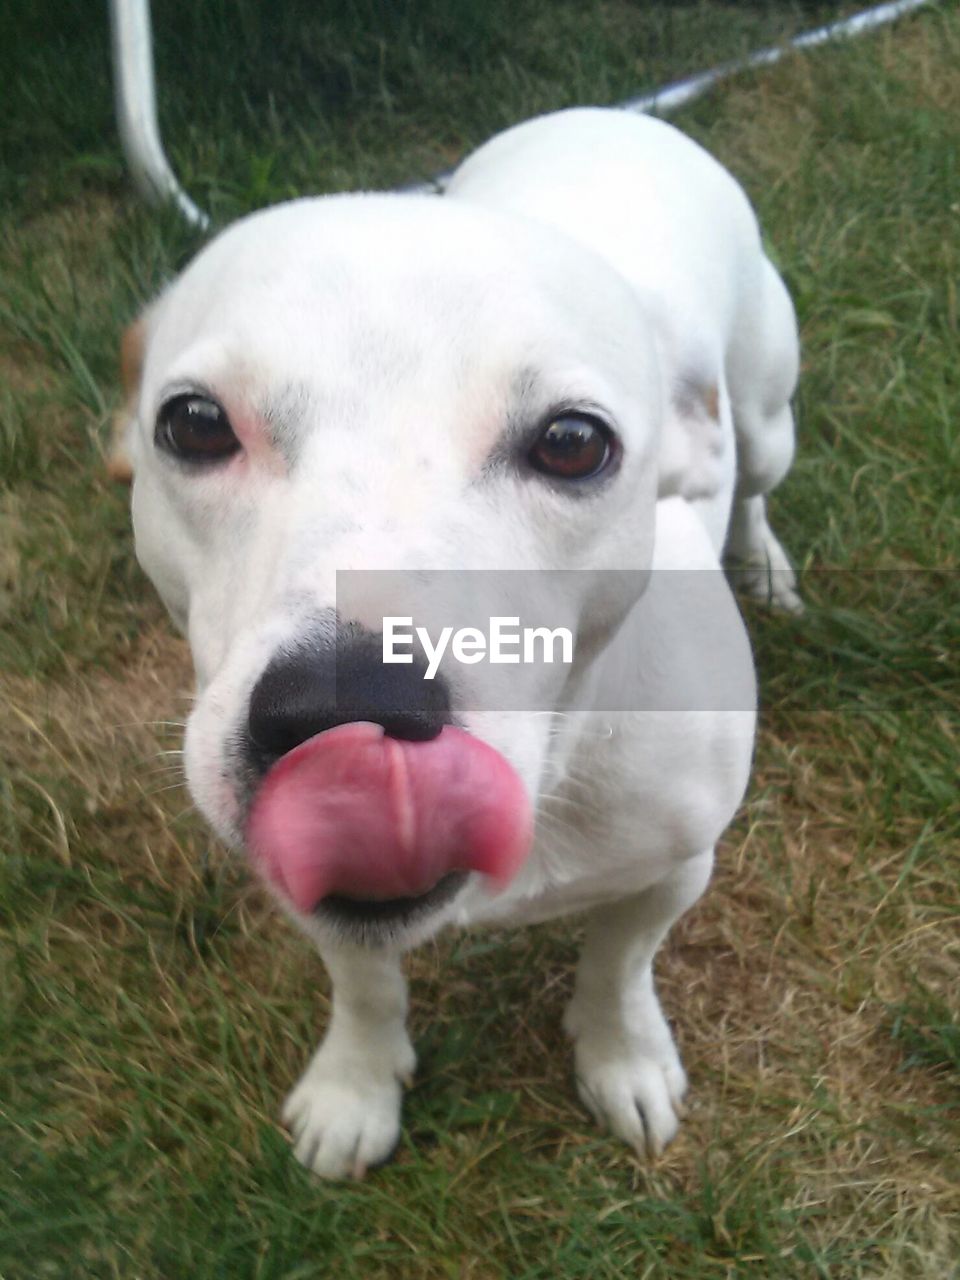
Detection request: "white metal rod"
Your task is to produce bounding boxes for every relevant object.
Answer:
[108,0,210,229]
[622,0,935,116]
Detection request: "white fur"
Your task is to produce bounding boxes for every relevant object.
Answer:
[128,108,800,1178]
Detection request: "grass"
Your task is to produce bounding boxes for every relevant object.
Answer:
[1,1,959,1277]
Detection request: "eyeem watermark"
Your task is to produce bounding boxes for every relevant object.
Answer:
[338,567,867,711]
[383,615,574,679]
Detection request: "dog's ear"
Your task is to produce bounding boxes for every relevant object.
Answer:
[107,313,149,484]
[657,376,727,503]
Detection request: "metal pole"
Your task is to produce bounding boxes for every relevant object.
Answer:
[108,0,210,229]
[621,0,935,116]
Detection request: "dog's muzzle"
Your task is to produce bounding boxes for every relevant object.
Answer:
[242,632,533,924]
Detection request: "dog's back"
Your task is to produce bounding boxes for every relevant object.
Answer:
[448,108,800,585]
[447,108,761,327]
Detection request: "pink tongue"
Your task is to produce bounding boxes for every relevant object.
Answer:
[246,722,532,913]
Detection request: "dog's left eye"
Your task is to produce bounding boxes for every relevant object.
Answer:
[155,394,240,463]
[528,415,615,482]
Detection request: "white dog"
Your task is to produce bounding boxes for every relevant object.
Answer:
[121,108,800,1179]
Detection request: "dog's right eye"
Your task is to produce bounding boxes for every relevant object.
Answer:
[155,394,241,463]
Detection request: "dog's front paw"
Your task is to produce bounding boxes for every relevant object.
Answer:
[572,1034,687,1159]
[282,1038,416,1180]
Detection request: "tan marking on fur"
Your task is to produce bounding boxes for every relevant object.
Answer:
[703,382,720,422]
[108,318,145,484]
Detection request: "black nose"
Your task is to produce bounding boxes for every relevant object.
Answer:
[245,628,452,776]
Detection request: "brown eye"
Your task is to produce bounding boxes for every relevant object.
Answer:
[528,415,614,481]
[155,394,240,462]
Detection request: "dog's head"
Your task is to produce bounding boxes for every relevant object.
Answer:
[125,193,664,944]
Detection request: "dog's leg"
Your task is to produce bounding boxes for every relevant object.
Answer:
[563,849,713,1158]
[283,942,416,1179]
[726,484,804,615]
[725,259,803,613]
[726,393,803,614]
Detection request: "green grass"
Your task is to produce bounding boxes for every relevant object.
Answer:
[2,2,959,1277]
[0,0,857,218]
